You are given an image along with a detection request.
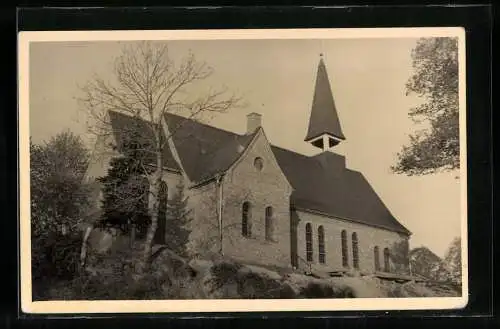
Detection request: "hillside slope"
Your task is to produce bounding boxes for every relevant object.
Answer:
[51,246,461,301]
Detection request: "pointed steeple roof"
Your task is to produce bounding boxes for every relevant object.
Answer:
[304,55,346,143]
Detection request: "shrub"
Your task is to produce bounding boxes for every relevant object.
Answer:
[54,245,197,300]
[236,270,296,299]
[32,231,83,300]
[298,282,355,298]
[209,260,243,291]
[237,271,280,299]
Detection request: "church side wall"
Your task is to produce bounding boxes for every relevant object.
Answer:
[220,133,293,269]
[84,134,120,183]
[295,210,409,274]
[185,181,220,256]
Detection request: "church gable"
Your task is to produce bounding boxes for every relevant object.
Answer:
[225,128,292,193]
[220,128,293,268]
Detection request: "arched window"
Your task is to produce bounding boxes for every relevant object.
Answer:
[305,223,313,262]
[242,202,252,237]
[318,226,325,264]
[254,157,264,171]
[352,232,359,269]
[154,181,168,245]
[341,230,348,267]
[383,248,390,272]
[265,206,274,241]
[374,246,381,272]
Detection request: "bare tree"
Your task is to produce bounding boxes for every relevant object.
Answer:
[187,188,250,258]
[78,41,241,273]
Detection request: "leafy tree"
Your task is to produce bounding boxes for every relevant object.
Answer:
[163,181,192,256]
[409,247,450,282]
[443,237,462,285]
[393,37,459,175]
[389,239,411,275]
[96,138,152,239]
[30,131,92,298]
[78,41,241,272]
[31,131,91,235]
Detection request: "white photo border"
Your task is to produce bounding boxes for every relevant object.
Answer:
[18,27,468,314]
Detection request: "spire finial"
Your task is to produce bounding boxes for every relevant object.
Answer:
[320,52,324,58]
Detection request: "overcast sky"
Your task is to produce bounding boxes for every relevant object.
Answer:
[29,38,461,257]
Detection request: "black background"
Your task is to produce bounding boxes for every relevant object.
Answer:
[1,3,495,329]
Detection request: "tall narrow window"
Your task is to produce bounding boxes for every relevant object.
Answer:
[352,232,359,269]
[265,206,274,241]
[383,248,390,272]
[318,226,326,264]
[341,230,348,267]
[305,223,313,262]
[242,202,252,237]
[374,246,381,272]
[154,180,168,245]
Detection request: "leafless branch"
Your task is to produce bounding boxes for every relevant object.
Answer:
[76,41,243,269]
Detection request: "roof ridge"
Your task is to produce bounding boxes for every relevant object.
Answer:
[269,144,311,159]
[164,112,245,137]
[111,109,363,175]
[271,144,362,174]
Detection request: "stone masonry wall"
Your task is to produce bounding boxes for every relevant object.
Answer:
[295,210,409,274]
[219,131,293,268]
[185,180,221,256]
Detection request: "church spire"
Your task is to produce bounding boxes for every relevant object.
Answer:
[305,54,346,151]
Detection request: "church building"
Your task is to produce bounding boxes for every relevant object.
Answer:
[85,55,411,275]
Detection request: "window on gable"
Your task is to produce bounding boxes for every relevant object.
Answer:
[305,223,313,262]
[352,232,359,269]
[341,230,349,267]
[374,246,381,272]
[242,202,252,237]
[254,157,264,171]
[318,226,326,264]
[265,206,274,241]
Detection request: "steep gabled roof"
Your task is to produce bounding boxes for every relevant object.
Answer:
[107,110,410,235]
[271,147,410,234]
[305,57,346,142]
[163,113,256,182]
[107,110,181,171]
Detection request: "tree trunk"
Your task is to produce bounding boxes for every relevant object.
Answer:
[129,220,136,248]
[139,138,163,273]
[80,224,94,268]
